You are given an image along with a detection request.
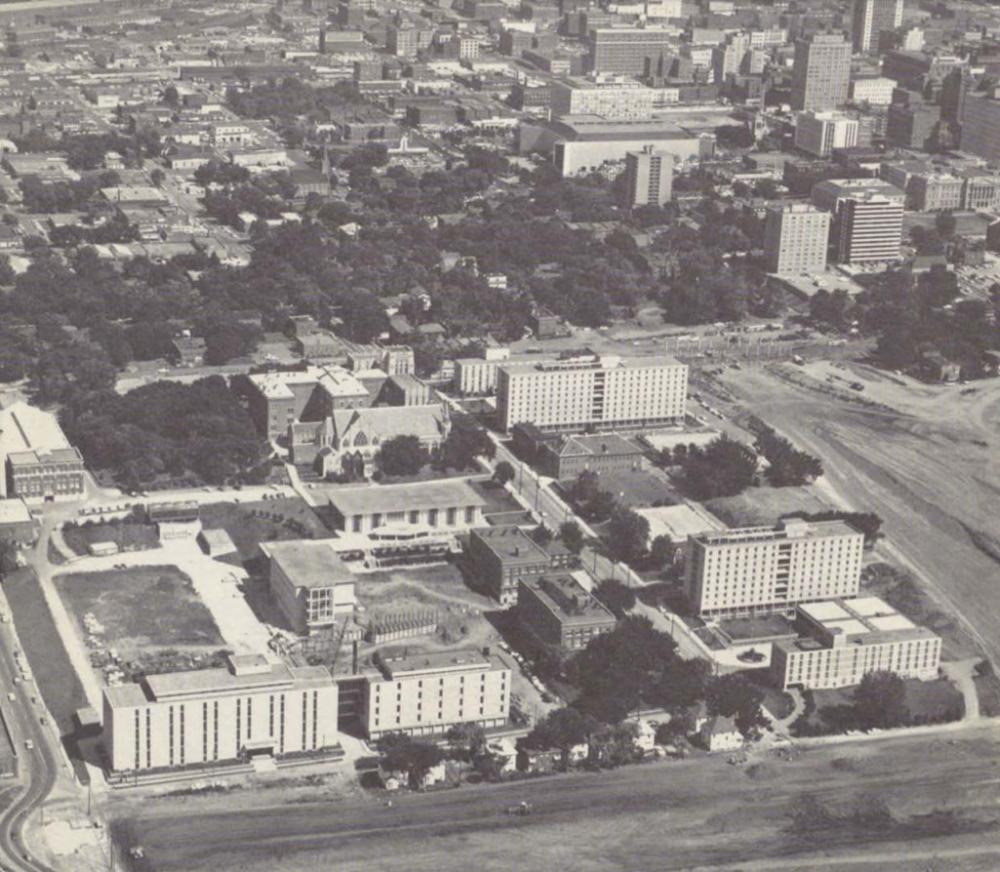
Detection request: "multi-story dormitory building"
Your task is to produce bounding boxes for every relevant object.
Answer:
[102,654,339,773]
[361,649,511,740]
[496,352,688,433]
[685,519,865,619]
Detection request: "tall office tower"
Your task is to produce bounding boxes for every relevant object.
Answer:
[835,194,904,264]
[958,92,1000,162]
[763,204,831,274]
[624,146,674,208]
[588,27,675,75]
[711,32,750,84]
[495,352,688,432]
[851,0,903,53]
[794,110,860,157]
[684,519,865,618]
[791,33,851,111]
[387,25,417,58]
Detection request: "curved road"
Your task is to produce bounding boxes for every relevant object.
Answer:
[0,610,57,872]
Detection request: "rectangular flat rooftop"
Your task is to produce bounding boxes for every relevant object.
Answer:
[471,525,550,565]
[329,478,487,517]
[376,648,507,678]
[265,540,355,588]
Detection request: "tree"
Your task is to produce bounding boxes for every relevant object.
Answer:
[382,738,445,789]
[649,534,674,568]
[853,671,909,729]
[589,721,641,768]
[150,168,165,187]
[559,521,584,554]
[446,722,487,759]
[679,436,758,500]
[606,506,649,565]
[593,578,636,619]
[0,538,18,579]
[492,460,515,487]
[436,418,494,471]
[523,706,598,750]
[337,289,388,343]
[162,85,179,107]
[378,435,427,476]
[935,210,956,240]
[706,674,768,739]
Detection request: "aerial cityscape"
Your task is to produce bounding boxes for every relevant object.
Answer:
[0,0,996,869]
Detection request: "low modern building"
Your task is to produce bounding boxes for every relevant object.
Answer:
[360,649,511,740]
[0,497,36,546]
[265,540,357,635]
[0,401,85,502]
[467,526,552,606]
[685,518,865,619]
[102,654,338,773]
[550,75,654,120]
[537,433,643,480]
[517,574,616,650]
[327,479,487,535]
[771,597,942,690]
[521,116,711,177]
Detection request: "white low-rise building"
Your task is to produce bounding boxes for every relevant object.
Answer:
[772,597,942,690]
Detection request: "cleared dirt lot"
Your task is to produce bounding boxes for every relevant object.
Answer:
[705,363,1000,666]
[54,566,224,662]
[116,724,1000,872]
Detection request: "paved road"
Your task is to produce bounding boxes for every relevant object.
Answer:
[118,723,1000,872]
[0,610,57,872]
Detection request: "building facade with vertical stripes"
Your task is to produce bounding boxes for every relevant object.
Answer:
[102,655,337,773]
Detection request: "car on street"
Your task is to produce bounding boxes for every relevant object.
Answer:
[6,693,14,702]
[24,740,33,750]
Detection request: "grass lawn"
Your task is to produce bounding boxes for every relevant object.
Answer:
[62,520,159,557]
[198,498,329,564]
[903,677,964,722]
[4,569,89,737]
[705,486,832,528]
[581,467,676,508]
[54,566,223,660]
[467,478,524,516]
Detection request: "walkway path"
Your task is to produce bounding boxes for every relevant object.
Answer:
[942,658,981,722]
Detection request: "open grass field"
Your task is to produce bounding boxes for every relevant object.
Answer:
[62,520,160,557]
[705,484,833,528]
[54,566,223,661]
[3,568,89,737]
[198,498,329,564]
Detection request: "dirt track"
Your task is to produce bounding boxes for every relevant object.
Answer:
[715,363,1000,667]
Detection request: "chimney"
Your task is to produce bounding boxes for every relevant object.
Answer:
[352,640,358,674]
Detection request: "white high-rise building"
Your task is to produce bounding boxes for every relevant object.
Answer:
[625,146,674,207]
[851,0,903,54]
[496,352,688,432]
[835,194,904,263]
[764,204,830,274]
[794,111,860,157]
[684,518,865,618]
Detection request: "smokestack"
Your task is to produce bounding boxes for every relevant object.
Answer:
[352,640,358,674]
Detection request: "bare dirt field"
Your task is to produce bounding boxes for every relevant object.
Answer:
[709,362,1000,669]
[114,724,1000,872]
